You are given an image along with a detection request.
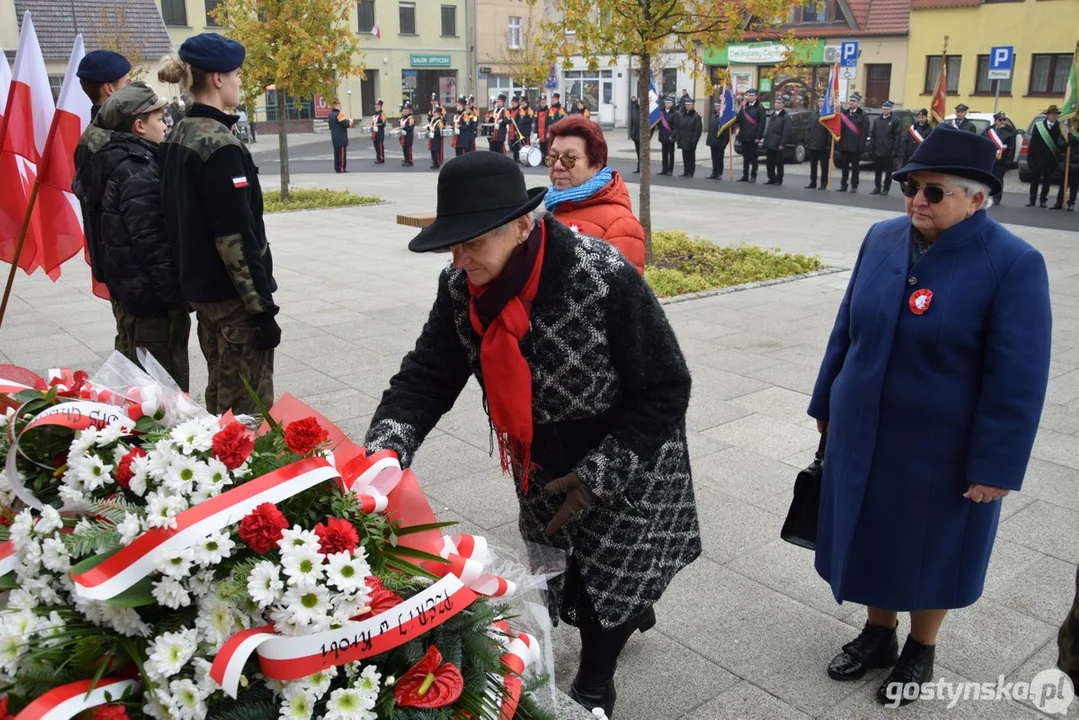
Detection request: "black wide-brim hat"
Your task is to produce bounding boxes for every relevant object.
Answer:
[408,152,547,253]
[894,123,1002,198]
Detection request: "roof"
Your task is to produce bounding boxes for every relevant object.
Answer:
[910,0,982,7]
[751,0,910,39]
[14,0,172,62]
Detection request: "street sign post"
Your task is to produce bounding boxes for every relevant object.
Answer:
[840,41,859,68]
[988,46,1014,112]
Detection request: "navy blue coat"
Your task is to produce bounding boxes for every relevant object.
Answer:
[808,211,1051,611]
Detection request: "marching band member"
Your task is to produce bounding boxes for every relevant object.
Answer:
[452,96,476,157]
[371,98,387,164]
[399,101,415,167]
[429,105,445,169]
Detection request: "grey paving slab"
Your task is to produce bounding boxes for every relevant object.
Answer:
[695,446,806,506]
[702,413,821,462]
[1022,459,1079,513]
[999,501,1079,564]
[426,470,519,532]
[693,485,782,565]
[681,681,813,719]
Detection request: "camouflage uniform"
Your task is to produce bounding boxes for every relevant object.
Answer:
[160,103,279,415]
[112,302,192,390]
[74,109,115,293]
[1059,567,1079,687]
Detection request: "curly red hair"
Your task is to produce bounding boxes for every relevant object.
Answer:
[546,115,607,168]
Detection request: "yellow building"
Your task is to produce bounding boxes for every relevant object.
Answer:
[475,0,552,107]
[905,0,1076,125]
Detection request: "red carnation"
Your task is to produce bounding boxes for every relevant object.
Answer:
[239,503,289,554]
[313,517,359,555]
[93,707,129,720]
[0,696,12,720]
[115,447,146,489]
[283,417,329,456]
[212,422,254,470]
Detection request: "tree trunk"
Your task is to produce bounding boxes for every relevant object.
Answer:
[277,88,291,200]
[637,53,653,265]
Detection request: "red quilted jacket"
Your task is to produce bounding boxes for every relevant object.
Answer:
[551,170,646,272]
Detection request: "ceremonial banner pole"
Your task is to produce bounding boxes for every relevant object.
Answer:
[728,129,734,181]
[1064,121,1073,209]
[827,136,835,189]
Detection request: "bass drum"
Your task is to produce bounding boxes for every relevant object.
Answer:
[526,146,543,167]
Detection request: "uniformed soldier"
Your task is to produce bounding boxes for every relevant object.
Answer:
[869,100,900,196]
[71,84,191,391]
[452,97,476,156]
[428,105,445,169]
[735,88,765,182]
[951,104,978,133]
[805,96,831,190]
[657,97,681,176]
[328,99,353,173]
[836,92,869,193]
[158,33,278,415]
[982,111,1016,206]
[706,97,732,180]
[903,108,933,166]
[517,97,535,159]
[371,98,388,164]
[399,101,416,166]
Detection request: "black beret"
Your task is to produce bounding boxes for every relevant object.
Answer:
[179,33,246,73]
[76,50,131,82]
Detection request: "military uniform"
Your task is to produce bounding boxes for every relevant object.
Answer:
[950,105,978,133]
[679,102,702,178]
[706,102,732,179]
[536,97,552,158]
[806,104,832,189]
[508,99,523,162]
[452,98,476,157]
[517,101,535,162]
[428,109,445,168]
[159,34,277,415]
[903,113,932,166]
[371,100,387,163]
[399,103,416,166]
[837,95,869,192]
[328,105,352,172]
[492,96,510,155]
[870,101,901,196]
[657,101,681,176]
[735,92,766,182]
[982,113,1016,205]
[1027,108,1066,208]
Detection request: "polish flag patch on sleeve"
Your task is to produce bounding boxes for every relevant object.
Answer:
[232,176,249,188]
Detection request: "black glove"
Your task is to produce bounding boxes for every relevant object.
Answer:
[255,312,282,350]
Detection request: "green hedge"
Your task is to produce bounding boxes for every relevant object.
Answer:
[264,188,382,213]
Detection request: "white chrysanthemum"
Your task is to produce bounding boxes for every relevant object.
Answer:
[194,531,235,566]
[152,577,192,609]
[36,610,66,648]
[6,588,38,611]
[142,691,173,720]
[164,455,206,495]
[195,596,236,649]
[169,678,208,720]
[158,547,195,579]
[100,605,152,637]
[357,664,382,697]
[279,687,316,720]
[145,492,187,530]
[69,426,98,455]
[36,505,63,534]
[171,419,214,455]
[147,439,177,480]
[196,457,232,498]
[0,628,28,675]
[95,421,126,447]
[330,592,371,625]
[269,605,305,637]
[77,454,114,492]
[117,512,143,545]
[146,628,198,679]
[25,577,62,606]
[191,657,218,696]
[324,551,369,593]
[325,687,376,719]
[278,526,320,553]
[73,518,94,536]
[280,584,331,627]
[71,594,105,625]
[40,537,70,573]
[57,484,87,507]
[232,460,252,479]
[280,546,325,588]
[2,608,39,638]
[188,569,216,598]
[298,665,337,700]
[16,538,42,570]
[248,561,284,609]
[9,509,33,545]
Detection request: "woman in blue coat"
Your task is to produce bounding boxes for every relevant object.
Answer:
[808,125,1052,707]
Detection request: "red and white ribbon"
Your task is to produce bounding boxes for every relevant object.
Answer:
[423,534,516,598]
[338,449,404,513]
[71,457,340,600]
[13,676,137,720]
[0,377,37,395]
[489,623,541,720]
[908,125,924,144]
[211,574,477,697]
[0,540,14,577]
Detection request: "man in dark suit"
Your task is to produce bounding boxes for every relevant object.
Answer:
[869,100,901,196]
[951,103,978,133]
[1026,105,1066,208]
[982,111,1016,205]
[707,98,732,180]
[763,96,791,186]
[735,88,766,182]
[328,100,353,173]
[837,93,869,193]
[678,98,703,178]
[805,96,832,190]
[657,97,681,176]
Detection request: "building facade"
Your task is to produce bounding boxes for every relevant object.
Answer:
[905,0,1076,125]
[475,0,552,109]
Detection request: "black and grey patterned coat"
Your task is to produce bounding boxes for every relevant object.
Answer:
[365,218,701,629]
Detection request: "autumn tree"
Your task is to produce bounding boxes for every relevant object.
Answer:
[212,0,363,198]
[493,8,552,98]
[92,7,149,81]
[536,0,807,262]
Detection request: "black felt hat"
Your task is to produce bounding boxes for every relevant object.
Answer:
[893,123,1002,197]
[408,153,547,253]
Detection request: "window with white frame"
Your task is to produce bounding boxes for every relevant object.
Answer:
[508,16,522,49]
[488,75,524,99]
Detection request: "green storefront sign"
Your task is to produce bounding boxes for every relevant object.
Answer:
[410,54,452,68]
[704,39,826,66]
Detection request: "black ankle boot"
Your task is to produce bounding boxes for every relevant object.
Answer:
[570,677,616,718]
[876,635,936,707]
[637,607,656,633]
[828,622,899,681]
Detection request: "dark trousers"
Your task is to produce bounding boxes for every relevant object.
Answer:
[839,150,861,188]
[491,140,505,155]
[873,156,894,191]
[1059,566,1079,689]
[539,141,548,160]
[808,149,828,187]
[741,144,758,179]
[766,149,784,183]
[1030,167,1055,203]
[709,145,725,177]
[682,147,696,176]
[430,138,444,167]
[511,140,522,163]
[191,299,274,416]
[1056,172,1077,206]
[661,142,676,173]
[633,138,640,168]
[111,300,191,392]
[373,136,385,162]
[402,142,413,165]
[333,144,347,172]
[992,161,1006,203]
[455,145,467,157]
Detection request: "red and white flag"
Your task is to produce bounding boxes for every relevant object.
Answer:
[35,34,91,278]
[0,12,52,275]
[372,21,381,39]
[0,42,11,126]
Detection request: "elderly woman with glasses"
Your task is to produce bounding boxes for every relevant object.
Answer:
[809,125,1051,707]
[544,116,646,272]
[364,152,700,717]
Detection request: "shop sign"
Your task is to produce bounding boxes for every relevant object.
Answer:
[728,42,791,64]
[411,54,452,68]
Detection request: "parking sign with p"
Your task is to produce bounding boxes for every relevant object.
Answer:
[840,41,859,68]
[988,46,1014,79]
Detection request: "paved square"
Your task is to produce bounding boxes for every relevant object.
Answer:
[1,166,1076,719]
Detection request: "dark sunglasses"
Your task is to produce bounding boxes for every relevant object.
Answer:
[544,153,580,168]
[900,181,958,204]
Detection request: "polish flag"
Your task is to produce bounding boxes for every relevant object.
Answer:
[36,35,91,279]
[0,12,52,275]
[0,42,10,126]
[372,21,381,39]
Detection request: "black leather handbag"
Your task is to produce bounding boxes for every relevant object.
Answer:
[780,432,826,550]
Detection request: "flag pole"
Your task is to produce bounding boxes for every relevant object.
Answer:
[0,183,40,330]
[828,136,835,188]
[728,129,733,181]
[1064,120,1073,209]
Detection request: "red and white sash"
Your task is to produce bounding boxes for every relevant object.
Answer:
[908,125,925,144]
[988,128,1006,159]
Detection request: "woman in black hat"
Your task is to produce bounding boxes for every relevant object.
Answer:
[808,125,1051,707]
[362,152,701,718]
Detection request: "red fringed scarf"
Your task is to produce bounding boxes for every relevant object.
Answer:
[467,220,547,493]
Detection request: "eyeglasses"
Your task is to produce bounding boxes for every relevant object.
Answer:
[544,153,580,169]
[900,181,959,204]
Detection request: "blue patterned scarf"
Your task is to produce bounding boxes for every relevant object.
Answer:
[544,166,614,212]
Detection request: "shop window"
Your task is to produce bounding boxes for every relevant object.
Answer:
[974,54,1013,95]
[1029,53,1071,95]
[924,55,961,94]
[399,2,416,35]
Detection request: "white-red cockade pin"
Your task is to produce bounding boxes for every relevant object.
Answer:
[909,289,933,315]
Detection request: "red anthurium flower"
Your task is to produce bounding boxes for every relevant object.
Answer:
[394,646,464,709]
[909,289,933,315]
[283,417,329,456]
[313,517,359,555]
